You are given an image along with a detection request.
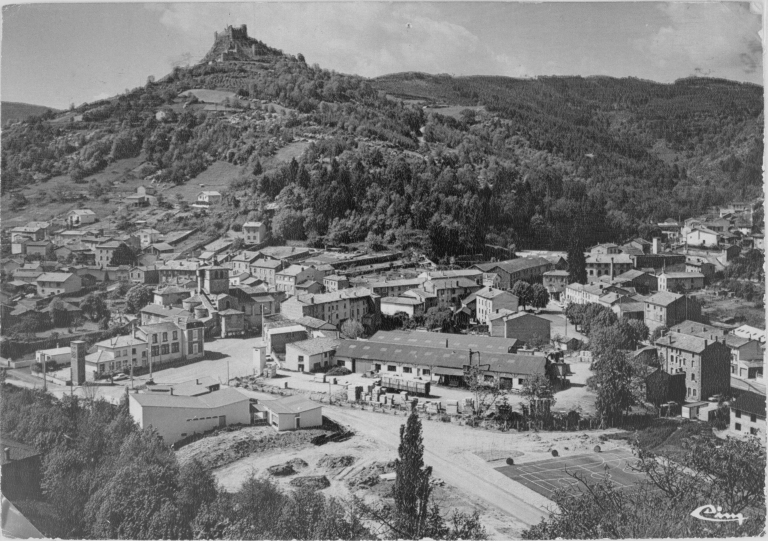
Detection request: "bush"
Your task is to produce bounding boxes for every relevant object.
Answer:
[594,445,601,453]
[506,458,515,465]
[551,449,559,457]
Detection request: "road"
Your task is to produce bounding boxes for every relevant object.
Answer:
[324,405,551,534]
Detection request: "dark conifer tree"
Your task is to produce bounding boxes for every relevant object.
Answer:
[393,408,432,538]
[567,236,588,284]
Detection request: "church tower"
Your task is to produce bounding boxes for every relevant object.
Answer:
[197,266,229,295]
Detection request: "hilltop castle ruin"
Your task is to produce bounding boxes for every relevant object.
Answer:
[203,24,284,64]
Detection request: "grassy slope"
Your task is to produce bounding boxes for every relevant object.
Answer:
[2,101,59,123]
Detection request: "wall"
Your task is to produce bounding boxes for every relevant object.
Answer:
[731,411,765,436]
[504,315,551,344]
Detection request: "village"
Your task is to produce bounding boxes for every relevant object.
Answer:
[1,182,764,537]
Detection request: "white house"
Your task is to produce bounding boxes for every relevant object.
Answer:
[686,227,720,248]
[380,296,424,318]
[242,222,267,244]
[196,191,222,205]
[284,337,339,373]
[66,209,97,227]
[128,388,251,445]
[36,272,82,297]
[262,395,323,431]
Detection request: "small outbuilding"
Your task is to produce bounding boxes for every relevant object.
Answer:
[262,395,323,431]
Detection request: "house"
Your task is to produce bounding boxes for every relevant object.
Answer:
[10,224,47,243]
[730,391,765,437]
[130,265,159,285]
[95,241,128,266]
[475,287,519,326]
[490,312,551,344]
[657,272,705,292]
[281,287,380,327]
[726,336,764,379]
[564,282,606,305]
[612,269,658,294]
[542,270,570,300]
[262,395,323,431]
[380,296,425,318]
[86,334,149,378]
[472,258,553,289]
[654,332,731,401]
[276,265,324,296]
[66,209,97,227]
[242,222,267,244]
[588,243,621,255]
[126,193,148,207]
[423,277,481,308]
[137,185,156,197]
[157,260,205,283]
[685,257,716,281]
[482,272,501,288]
[23,240,54,259]
[585,254,634,281]
[219,309,246,337]
[644,292,700,333]
[196,191,222,205]
[323,274,350,292]
[128,388,251,445]
[284,337,340,372]
[250,258,284,286]
[36,272,82,297]
[370,277,427,298]
[137,228,162,247]
[657,219,682,241]
[231,251,263,274]
[41,300,83,327]
[153,284,193,307]
[686,227,720,248]
[295,281,323,295]
[420,269,484,285]
[135,320,205,367]
[264,324,309,357]
[402,289,438,311]
[368,329,519,356]
[0,436,42,500]
[622,238,653,255]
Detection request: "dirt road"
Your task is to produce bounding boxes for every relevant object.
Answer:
[324,406,552,534]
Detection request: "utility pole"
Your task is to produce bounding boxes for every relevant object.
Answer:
[227,361,230,385]
[42,356,47,391]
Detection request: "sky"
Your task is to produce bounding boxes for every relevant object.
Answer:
[1,1,763,110]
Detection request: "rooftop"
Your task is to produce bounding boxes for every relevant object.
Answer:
[369,330,519,355]
[131,387,248,409]
[661,272,705,279]
[263,394,322,415]
[287,337,340,356]
[645,291,684,306]
[474,257,552,274]
[37,272,75,283]
[655,332,724,353]
[733,391,765,418]
[381,296,422,305]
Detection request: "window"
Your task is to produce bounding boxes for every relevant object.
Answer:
[735,423,742,431]
[192,343,199,354]
[693,389,696,397]
[403,367,412,374]
[173,331,178,340]
[132,348,136,354]
[423,369,430,376]
[691,373,695,381]
[161,344,170,355]
[151,346,159,356]
[374,364,381,371]
[162,332,168,342]
[193,330,199,340]
[152,335,158,344]
[142,351,147,358]
[735,409,742,418]
[298,355,304,363]
[115,350,121,358]
[172,343,180,353]
[751,414,757,423]
[387,365,397,372]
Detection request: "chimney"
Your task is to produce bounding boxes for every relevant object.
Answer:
[196,379,199,384]
[652,237,660,255]
[705,339,708,348]
[3,448,10,461]
[445,339,448,348]
[610,257,615,279]
[170,388,174,396]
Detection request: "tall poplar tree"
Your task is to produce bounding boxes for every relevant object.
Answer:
[567,236,588,284]
[393,408,433,538]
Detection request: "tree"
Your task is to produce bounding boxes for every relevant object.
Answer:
[521,373,555,423]
[424,306,453,332]
[271,208,305,240]
[108,243,137,266]
[566,237,587,285]
[463,362,507,419]
[392,409,433,538]
[177,459,218,525]
[81,293,108,321]
[109,281,131,300]
[511,280,533,310]
[593,351,635,426]
[530,283,550,310]
[650,325,669,343]
[341,318,365,339]
[125,285,154,314]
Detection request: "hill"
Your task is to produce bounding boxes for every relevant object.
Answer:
[2,101,59,123]
[1,27,762,261]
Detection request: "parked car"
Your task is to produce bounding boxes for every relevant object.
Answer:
[113,373,129,381]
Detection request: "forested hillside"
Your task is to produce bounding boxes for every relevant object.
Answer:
[1,39,762,260]
[2,101,59,124]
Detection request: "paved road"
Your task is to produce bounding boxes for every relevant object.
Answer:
[324,405,550,532]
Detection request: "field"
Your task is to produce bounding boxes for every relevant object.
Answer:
[423,105,486,119]
[697,292,765,328]
[2,101,58,123]
[495,448,643,500]
[179,89,238,104]
[163,160,244,202]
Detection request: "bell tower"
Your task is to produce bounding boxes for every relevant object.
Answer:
[198,266,229,295]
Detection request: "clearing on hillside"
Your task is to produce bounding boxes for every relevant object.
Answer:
[179,89,238,104]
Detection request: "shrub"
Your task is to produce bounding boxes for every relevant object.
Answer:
[506,458,515,465]
[593,445,601,453]
[551,449,559,457]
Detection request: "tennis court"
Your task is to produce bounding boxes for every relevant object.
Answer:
[495,448,645,501]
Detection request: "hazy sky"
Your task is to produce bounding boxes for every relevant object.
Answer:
[1,2,763,110]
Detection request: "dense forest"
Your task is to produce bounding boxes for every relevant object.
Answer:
[2,42,762,260]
